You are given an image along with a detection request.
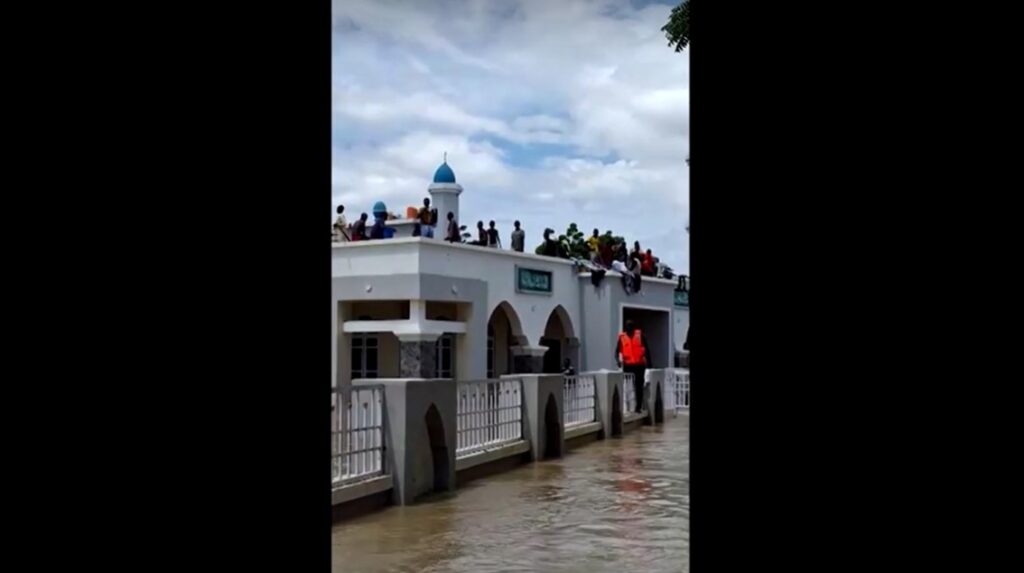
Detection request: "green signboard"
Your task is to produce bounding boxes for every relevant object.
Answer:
[674,289,689,308]
[516,267,553,295]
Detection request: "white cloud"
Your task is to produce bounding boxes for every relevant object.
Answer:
[332,0,689,273]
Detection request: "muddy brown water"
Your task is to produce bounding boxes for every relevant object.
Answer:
[332,415,689,573]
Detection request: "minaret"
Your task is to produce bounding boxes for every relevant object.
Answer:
[428,152,463,224]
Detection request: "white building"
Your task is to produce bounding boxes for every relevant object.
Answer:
[333,160,689,387]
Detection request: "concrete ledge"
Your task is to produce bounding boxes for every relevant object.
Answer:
[623,411,646,424]
[332,474,393,506]
[622,411,646,432]
[455,440,530,472]
[564,422,602,441]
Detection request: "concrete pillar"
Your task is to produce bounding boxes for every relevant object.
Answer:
[644,369,666,425]
[459,302,488,380]
[398,334,441,379]
[511,345,547,374]
[355,378,457,505]
[592,370,625,439]
[517,374,565,461]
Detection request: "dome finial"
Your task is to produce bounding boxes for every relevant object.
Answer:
[443,151,447,163]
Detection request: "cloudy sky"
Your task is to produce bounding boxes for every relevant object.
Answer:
[332,0,689,273]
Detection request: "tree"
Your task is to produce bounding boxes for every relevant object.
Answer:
[662,1,690,52]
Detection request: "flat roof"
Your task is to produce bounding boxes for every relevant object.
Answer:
[333,238,680,286]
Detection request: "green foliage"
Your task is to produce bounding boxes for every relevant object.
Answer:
[662,1,690,53]
[559,223,591,260]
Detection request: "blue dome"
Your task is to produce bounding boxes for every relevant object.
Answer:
[433,162,456,183]
[372,201,387,214]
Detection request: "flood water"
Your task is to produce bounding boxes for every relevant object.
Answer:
[332,415,689,573]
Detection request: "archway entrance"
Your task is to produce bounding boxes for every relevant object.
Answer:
[487,302,525,377]
[540,305,576,373]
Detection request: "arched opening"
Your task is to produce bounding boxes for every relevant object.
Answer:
[543,393,562,459]
[540,305,576,373]
[487,302,525,377]
[424,404,449,494]
[611,387,622,437]
[654,383,664,423]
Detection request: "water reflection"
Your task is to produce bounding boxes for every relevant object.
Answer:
[333,416,689,573]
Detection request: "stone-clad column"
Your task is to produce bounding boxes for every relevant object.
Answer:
[398,334,440,379]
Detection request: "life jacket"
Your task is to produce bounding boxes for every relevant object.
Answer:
[619,330,646,366]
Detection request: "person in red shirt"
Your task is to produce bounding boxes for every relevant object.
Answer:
[641,249,657,277]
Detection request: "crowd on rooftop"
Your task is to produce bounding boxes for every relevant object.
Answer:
[332,198,675,295]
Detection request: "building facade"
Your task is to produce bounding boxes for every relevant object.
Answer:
[333,160,688,389]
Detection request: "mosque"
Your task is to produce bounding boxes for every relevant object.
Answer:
[332,158,689,388]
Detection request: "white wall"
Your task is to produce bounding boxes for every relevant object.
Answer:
[674,308,689,352]
[334,239,582,351]
[332,239,678,376]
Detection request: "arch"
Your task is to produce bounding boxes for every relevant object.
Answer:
[488,301,525,338]
[611,387,622,437]
[424,403,450,495]
[488,301,526,377]
[547,304,576,339]
[540,305,577,373]
[654,382,664,424]
[543,393,562,459]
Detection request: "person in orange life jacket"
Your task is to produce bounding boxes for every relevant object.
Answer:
[616,319,650,413]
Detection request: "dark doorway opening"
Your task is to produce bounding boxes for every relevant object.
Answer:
[621,307,671,368]
[654,383,664,424]
[424,404,449,495]
[540,337,562,373]
[543,394,562,459]
[611,387,622,437]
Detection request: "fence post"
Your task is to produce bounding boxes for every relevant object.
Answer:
[355,378,456,505]
[518,374,565,461]
[592,370,625,439]
[644,369,666,425]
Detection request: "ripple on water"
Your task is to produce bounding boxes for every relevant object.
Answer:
[333,418,690,573]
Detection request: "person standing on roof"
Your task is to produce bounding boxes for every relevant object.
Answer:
[487,220,501,248]
[417,197,436,238]
[511,221,525,252]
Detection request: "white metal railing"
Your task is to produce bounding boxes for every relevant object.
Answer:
[456,378,523,458]
[678,369,690,410]
[331,385,385,487]
[622,372,638,414]
[563,374,597,427]
[664,368,690,412]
